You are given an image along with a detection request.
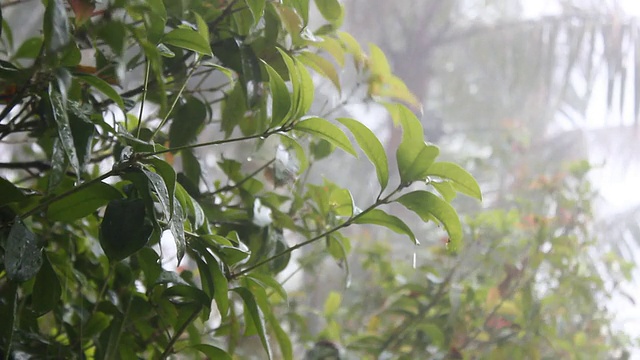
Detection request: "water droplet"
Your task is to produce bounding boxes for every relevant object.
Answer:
[415,239,421,246]
[412,252,417,269]
[259,136,266,140]
[247,157,252,162]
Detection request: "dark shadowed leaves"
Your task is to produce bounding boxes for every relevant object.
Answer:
[99,198,153,261]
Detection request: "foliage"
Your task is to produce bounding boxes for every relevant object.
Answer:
[0,0,478,359]
[293,162,634,359]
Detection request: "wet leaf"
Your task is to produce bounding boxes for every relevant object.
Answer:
[5,218,43,282]
[233,287,273,360]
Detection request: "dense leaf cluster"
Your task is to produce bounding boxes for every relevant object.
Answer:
[0,0,479,358]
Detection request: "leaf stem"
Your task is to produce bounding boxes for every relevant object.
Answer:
[159,305,202,359]
[135,59,151,138]
[231,186,402,279]
[151,59,201,140]
[140,126,290,157]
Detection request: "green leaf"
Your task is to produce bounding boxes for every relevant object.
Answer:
[141,167,172,220]
[162,28,212,56]
[145,158,177,221]
[47,181,123,221]
[245,0,266,24]
[49,88,81,180]
[238,40,263,109]
[13,37,43,59]
[99,198,153,261]
[368,43,391,77]
[84,312,113,339]
[337,117,388,190]
[43,0,70,53]
[427,162,482,201]
[416,323,445,348]
[169,200,186,265]
[314,0,343,21]
[31,254,60,315]
[192,344,232,360]
[263,61,291,126]
[163,285,211,307]
[329,187,354,217]
[233,287,273,360]
[354,209,417,244]
[294,117,356,156]
[5,218,43,282]
[247,272,288,303]
[324,291,342,317]
[74,73,125,109]
[266,310,293,360]
[297,51,341,91]
[0,177,25,206]
[394,105,439,183]
[192,12,210,45]
[208,254,230,318]
[276,48,314,119]
[396,191,463,250]
[294,57,315,117]
[169,96,207,147]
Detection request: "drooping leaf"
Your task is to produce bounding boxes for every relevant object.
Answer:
[237,39,263,108]
[5,218,43,282]
[233,287,273,359]
[427,162,482,201]
[74,73,125,109]
[32,254,61,315]
[141,167,172,220]
[337,117,388,190]
[169,199,186,264]
[162,28,212,56]
[294,117,356,156]
[49,88,81,180]
[47,181,123,221]
[43,0,70,54]
[396,191,462,250]
[145,158,177,221]
[47,138,67,194]
[99,198,153,261]
[354,209,417,244]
